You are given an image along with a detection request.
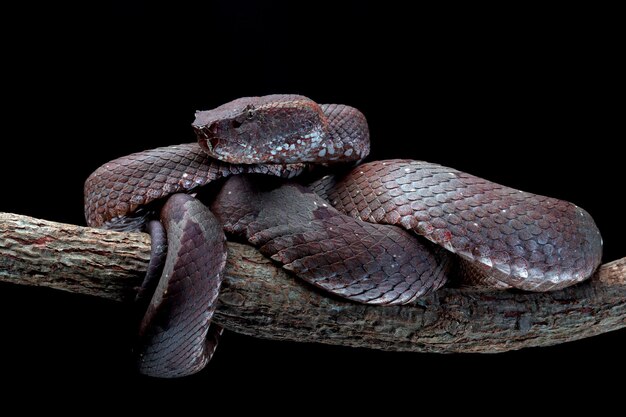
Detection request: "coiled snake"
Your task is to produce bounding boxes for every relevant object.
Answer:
[84,94,602,378]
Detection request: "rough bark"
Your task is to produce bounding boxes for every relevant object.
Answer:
[0,212,624,353]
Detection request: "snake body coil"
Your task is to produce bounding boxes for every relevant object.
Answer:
[84,94,602,377]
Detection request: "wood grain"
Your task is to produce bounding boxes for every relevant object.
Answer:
[1,212,624,353]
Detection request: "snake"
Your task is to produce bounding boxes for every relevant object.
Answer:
[84,94,603,378]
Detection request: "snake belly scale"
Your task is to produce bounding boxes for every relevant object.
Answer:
[84,94,602,377]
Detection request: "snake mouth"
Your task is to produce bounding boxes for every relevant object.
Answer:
[207,137,220,153]
[199,123,220,154]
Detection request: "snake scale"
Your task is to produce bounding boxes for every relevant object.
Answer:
[84,94,603,378]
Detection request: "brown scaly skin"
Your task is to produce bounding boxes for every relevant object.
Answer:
[83,94,603,378]
[310,160,603,291]
[84,143,306,230]
[135,194,226,378]
[211,175,451,304]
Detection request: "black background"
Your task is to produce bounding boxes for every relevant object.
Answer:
[0,0,623,403]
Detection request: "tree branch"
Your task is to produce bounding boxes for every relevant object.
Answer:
[1,212,624,353]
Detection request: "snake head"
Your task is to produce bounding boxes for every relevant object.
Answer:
[192,94,326,164]
[193,102,253,156]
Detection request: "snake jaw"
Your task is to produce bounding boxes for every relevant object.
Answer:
[197,122,220,154]
[207,136,220,154]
